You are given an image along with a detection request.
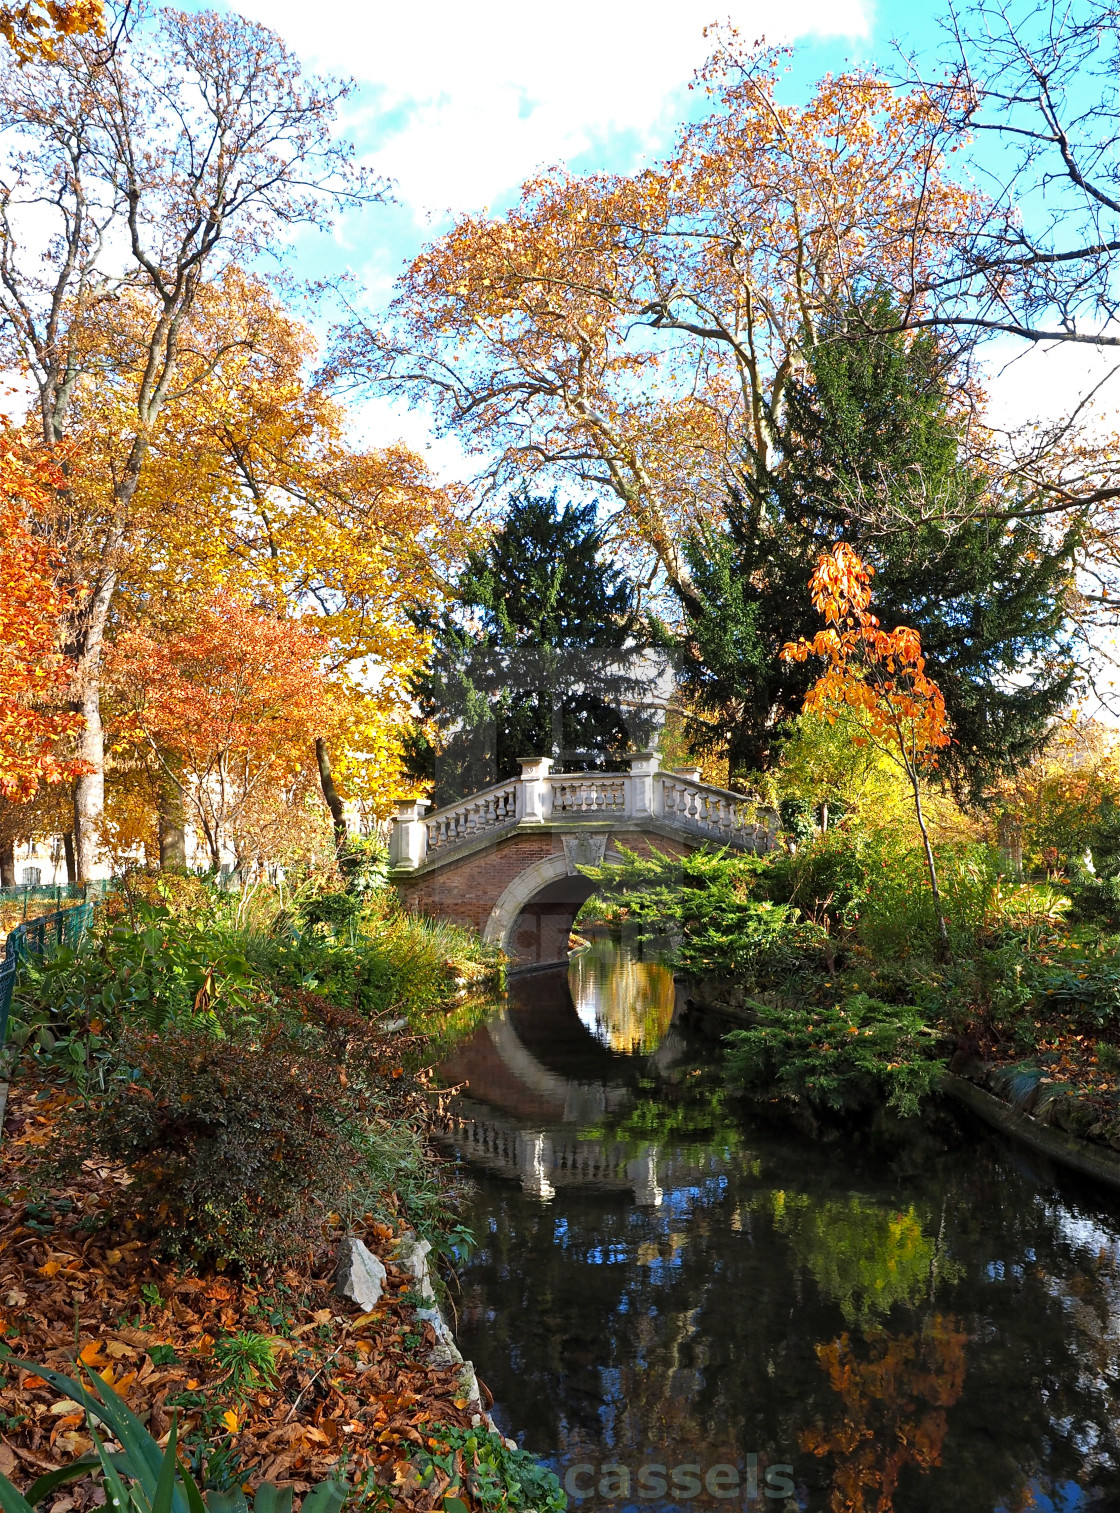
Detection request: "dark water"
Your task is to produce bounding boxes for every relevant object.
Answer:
[434,937,1120,1513]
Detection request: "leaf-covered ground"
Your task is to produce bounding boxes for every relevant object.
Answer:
[0,1077,496,1512]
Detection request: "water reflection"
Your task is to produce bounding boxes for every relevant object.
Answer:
[570,936,677,1054]
[434,936,1120,1512]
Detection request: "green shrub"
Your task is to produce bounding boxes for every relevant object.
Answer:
[405,1423,566,1513]
[778,797,814,844]
[79,1021,432,1271]
[13,902,263,1037]
[212,1333,278,1397]
[857,842,1005,957]
[761,825,885,931]
[724,993,945,1117]
[579,845,827,980]
[12,883,498,1082]
[1067,800,1120,926]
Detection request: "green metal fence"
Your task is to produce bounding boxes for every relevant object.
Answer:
[0,898,98,1050]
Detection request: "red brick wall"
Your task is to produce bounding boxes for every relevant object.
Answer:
[394,828,692,939]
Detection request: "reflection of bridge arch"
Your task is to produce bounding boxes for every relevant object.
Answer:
[434,957,706,1205]
[437,967,636,1127]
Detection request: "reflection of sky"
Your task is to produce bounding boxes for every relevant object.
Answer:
[997,1479,1094,1513]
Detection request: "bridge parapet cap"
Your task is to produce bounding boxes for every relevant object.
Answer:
[627,750,659,777]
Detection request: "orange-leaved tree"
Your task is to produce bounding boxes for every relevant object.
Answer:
[0,426,86,808]
[109,596,337,873]
[782,543,953,960]
[348,35,979,605]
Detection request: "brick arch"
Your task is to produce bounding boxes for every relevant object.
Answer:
[482,853,572,949]
[393,826,692,969]
[483,844,630,957]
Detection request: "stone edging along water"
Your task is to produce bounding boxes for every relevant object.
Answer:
[940,1074,1120,1194]
[391,1233,507,1441]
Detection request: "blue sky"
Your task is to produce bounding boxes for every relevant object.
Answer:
[228,0,943,305]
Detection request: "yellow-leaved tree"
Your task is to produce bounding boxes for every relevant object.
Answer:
[53,270,469,869]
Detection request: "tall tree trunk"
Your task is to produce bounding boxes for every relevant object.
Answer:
[68,556,122,883]
[0,803,15,887]
[63,830,76,884]
[315,737,348,856]
[72,663,105,882]
[157,759,187,871]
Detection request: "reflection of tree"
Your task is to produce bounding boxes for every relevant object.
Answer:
[801,1316,968,1513]
[767,1194,958,1325]
[569,937,675,1053]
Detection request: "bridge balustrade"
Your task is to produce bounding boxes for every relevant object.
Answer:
[390,755,775,872]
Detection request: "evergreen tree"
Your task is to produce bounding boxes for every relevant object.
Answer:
[677,297,1078,799]
[406,494,656,806]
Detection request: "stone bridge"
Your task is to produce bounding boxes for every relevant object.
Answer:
[388,755,774,967]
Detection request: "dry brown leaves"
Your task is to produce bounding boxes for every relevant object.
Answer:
[0,1076,488,1512]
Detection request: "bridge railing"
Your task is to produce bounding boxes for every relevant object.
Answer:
[389,754,776,871]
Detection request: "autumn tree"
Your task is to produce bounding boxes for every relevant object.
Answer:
[109,596,337,873]
[783,544,954,959]
[340,35,979,602]
[0,0,101,63]
[71,269,469,849]
[0,428,87,883]
[0,2,379,878]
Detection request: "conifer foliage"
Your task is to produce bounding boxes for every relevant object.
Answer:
[677,300,1076,794]
[406,494,656,807]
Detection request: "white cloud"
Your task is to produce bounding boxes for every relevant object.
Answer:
[232,0,872,217]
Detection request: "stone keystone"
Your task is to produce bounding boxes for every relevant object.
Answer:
[334,1235,387,1311]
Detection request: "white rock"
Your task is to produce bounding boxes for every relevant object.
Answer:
[334,1236,387,1311]
[392,1234,436,1298]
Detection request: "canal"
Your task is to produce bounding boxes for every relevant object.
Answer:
[434,936,1120,1512]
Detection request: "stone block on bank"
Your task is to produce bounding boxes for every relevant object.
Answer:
[335,1236,387,1311]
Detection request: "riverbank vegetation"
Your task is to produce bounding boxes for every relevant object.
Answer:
[0,874,563,1512]
[581,714,1120,1143]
